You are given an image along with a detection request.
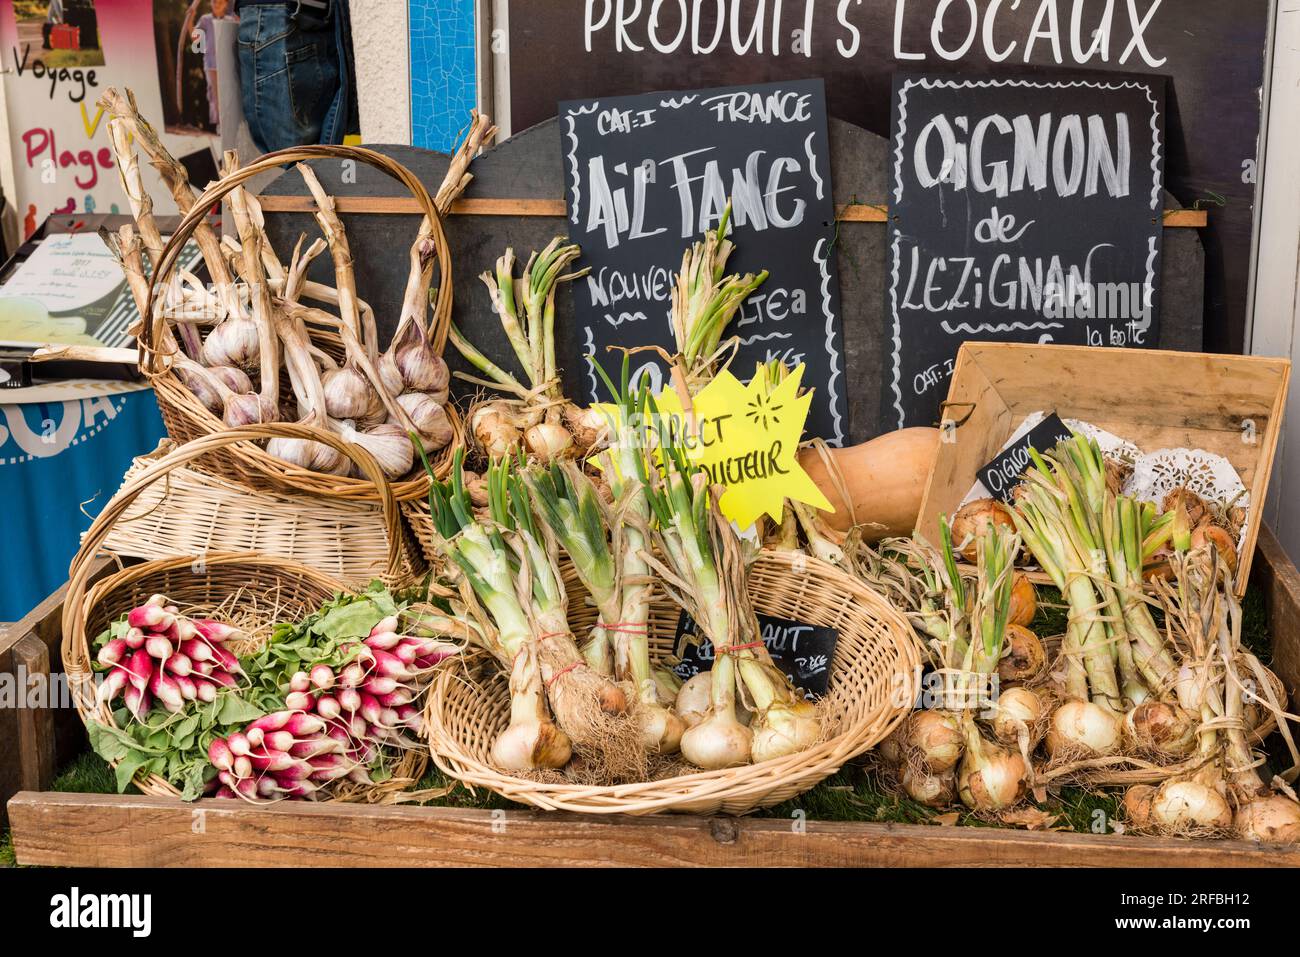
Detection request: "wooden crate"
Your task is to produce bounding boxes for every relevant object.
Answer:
[5,530,1300,867]
[917,342,1291,593]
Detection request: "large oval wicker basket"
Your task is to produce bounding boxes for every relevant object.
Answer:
[63,423,427,799]
[141,145,462,503]
[424,550,923,815]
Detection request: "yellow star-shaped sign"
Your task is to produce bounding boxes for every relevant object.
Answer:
[597,364,833,530]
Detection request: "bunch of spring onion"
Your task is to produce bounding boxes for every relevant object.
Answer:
[532,351,688,753]
[451,239,603,463]
[1125,546,1300,842]
[96,595,245,721]
[883,521,1036,811]
[1012,431,1196,765]
[634,409,819,769]
[419,447,632,771]
[668,203,768,392]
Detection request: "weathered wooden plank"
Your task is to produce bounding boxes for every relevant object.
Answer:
[0,555,113,827]
[8,792,1298,868]
[13,634,54,793]
[1255,525,1300,703]
[254,193,1207,226]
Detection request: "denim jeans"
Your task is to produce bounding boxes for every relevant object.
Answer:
[238,4,340,153]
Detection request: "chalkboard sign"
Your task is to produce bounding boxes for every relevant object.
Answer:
[976,412,1073,503]
[671,611,838,700]
[506,0,1264,358]
[884,73,1166,429]
[559,78,850,445]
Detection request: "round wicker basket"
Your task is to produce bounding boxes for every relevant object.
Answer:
[141,145,462,502]
[63,423,426,799]
[424,549,923,815]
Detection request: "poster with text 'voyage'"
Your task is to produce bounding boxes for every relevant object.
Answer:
[560,78,849,445]
[885,74,1166,429]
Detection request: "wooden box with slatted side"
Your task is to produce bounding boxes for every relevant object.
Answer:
[916,342,1291,593]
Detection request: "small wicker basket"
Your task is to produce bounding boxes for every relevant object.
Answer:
[102,438,425,588]
[424,550,923,815]
[63,423,427,799]
[141,145,462,503]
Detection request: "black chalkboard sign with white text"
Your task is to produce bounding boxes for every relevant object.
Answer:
[885,74,1167,429]
[560,78,850,445]
[672,611,838,700]
[977,412,1074,503]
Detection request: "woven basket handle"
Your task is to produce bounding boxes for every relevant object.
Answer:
[64,423,407,643]
[140,144,453,375]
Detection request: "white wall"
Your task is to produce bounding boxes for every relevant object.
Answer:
[352,0,413,145]
[1252,0,1300,561]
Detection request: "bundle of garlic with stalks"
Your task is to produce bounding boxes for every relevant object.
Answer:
[634,411,820,770]
[98,86,487,480]
[418,448,642,776]
[450,239,603,464]
[1125,546,1300,842]
[878,519,1037,812]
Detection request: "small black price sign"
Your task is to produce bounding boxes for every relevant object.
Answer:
[976,412,1074,503]
[671,611,837,699]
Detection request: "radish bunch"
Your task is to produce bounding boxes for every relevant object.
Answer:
[207,710,357,800]
[96,594,245,720]
[210,615,458,802]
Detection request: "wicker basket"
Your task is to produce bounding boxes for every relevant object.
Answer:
[101,437,425,588]
[63,423,426,799]
[424,549,923,815]
[141,145,462,503]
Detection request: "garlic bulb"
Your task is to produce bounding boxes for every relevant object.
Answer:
[323,361,383,422]
[341,423,413,479]
[377,350,404,398]
[202,316,260,370]
[209,365,253,395]
[389,321,450,393]
[222,391,268,427]
[177,365,223,413]
[394,391,454,449]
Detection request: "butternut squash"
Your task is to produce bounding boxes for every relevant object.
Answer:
[797,427,940,540]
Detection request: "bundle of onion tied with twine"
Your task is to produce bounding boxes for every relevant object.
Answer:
[876,519,1046,814]
[1124,549,1300,842]
[99,87,496,479]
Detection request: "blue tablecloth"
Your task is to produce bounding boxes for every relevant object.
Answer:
[0,386,165,620]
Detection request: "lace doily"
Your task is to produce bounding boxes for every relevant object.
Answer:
[1125,448,1250,550]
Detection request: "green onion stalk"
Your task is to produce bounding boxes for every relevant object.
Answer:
[418,448,570,770]
[669,203,768,392]
[451,239,596,461]
[588,353,687,751]
[958,520,1032,810]
[1012,438,1124,712]
[637,413,819,768]
[419,448,629,764]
